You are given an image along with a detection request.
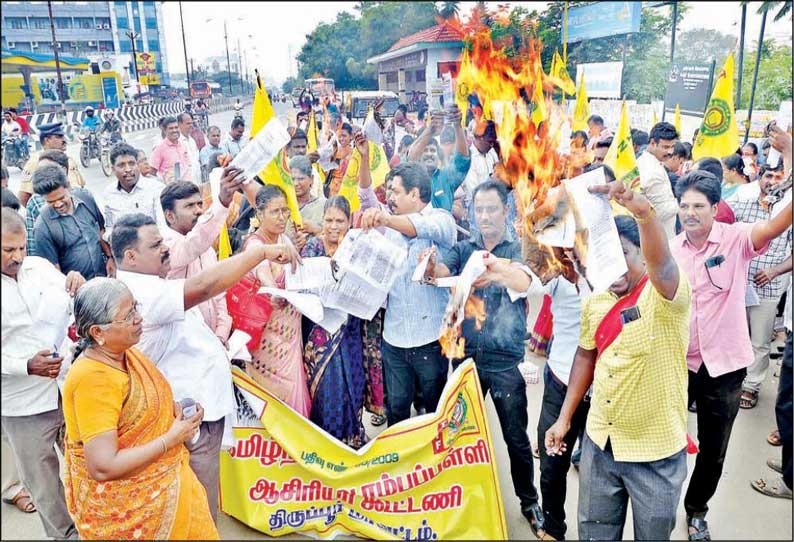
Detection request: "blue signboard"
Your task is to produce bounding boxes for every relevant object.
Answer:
[566,2,642,43]
[101,76,120,109]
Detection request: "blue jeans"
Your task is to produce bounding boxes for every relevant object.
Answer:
[578,434,687,541]
[381,341,448,426]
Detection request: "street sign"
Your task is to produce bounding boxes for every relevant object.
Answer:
[139,74,161,86]
[575,62,624,99]
[101,76,120,108]
[664,62,716,116]
[566,2,642,43]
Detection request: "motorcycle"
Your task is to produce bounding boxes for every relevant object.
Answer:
[1,131,30,170]
[99,133,115,177]
[77,126,101,168]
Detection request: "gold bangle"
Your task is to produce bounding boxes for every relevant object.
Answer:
[634,206,657,224]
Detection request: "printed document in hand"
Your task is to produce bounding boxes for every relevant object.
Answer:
[333,229,407,292]
[563,167,628,293]
[231,118,291,181]
[285,257,335,292]
[258,287,324,324]
[322,272,387,322]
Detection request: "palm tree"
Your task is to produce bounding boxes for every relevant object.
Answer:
[742,0,792,20]
[437,1,461,21]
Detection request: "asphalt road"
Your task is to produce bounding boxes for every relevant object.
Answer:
[2,101,792,540]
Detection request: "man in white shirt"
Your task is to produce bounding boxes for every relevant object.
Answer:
[178,112,202,185]
[221,117,246,159]
[1,208,82,539]
[111,205,299,524]
[636,122,680,238]
[462,119,500,198]
[102,143,166,243]
[2,110,22,136]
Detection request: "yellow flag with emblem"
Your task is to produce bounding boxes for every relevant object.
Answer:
[674,103,681,136]
[531,66,547,127]
[549,50,576,95]
[604,101,640,190]
[250,70,302,226]
[307,110,325,179]
[338,141,390,212]
[692,52,739,161]
[572,73,589,132]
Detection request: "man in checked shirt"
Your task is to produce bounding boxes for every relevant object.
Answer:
[732,162,792,409]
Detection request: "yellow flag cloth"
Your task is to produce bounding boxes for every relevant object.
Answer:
[604,101,640,190]
[652,109,659,127]
[456,48,476,128]
[307,111,326,179]
[572,73,589,132]
[339,141,390,212]
[692,52,739,161]
[550,50,576,95]
[531,67,547,127]
[218,223,232,260]
[250,72,302,226]
[674,104,681,136]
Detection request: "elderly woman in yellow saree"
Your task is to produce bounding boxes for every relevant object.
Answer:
[61,278,218,540]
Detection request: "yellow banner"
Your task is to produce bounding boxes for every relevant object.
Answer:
[139,74,160,85]
[221,361,507,540]
[135,52,157,74]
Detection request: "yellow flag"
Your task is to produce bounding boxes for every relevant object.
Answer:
[692,52,739,161]
[674,103,681,136]
[456,48,476,128]
[250,71,302,226]
[604,101,640,190]
[338,141,390,212]
[652,109,659,127]
[549,50,576,95]
[218,223,232,260]
[307,110,326,179]
[531,67,547,127]
[572,73,589,132]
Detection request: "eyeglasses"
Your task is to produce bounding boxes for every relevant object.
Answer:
[704,264,723,291]
[105,302,141,325]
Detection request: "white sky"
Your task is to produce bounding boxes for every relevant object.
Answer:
[162,1,792,84]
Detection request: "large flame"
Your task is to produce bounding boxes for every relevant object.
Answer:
[439,293,487,360]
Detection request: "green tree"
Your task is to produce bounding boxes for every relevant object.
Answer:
[437,1,461,20]
[739,41,792,109]
[281,76,301,93]
[674,29,737,65]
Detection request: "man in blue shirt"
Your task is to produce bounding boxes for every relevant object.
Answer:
[360,161,457,426]
[423,179,548,538]
[81,106,100,131]
[406,104,470,212]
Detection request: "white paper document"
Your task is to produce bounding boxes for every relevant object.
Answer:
[285,257,335,292]
[316,307,348,335]
[226,330,252,361]
[258,287,325,323]
[563,167,628,293]
[231,118,291,181]
[322,272,387,321]
[412,251,431,283]
[333,229,406,292]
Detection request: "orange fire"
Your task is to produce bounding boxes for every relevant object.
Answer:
[452,8,581,284]
[439,294,487,360]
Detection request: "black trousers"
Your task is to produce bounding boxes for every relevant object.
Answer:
[684,364,746,518]
[536,365,590,540]
[777,331,793,489]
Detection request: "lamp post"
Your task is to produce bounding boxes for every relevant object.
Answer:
[179,1,191,91]
[125,31,141,80]
[206,17,243,96]
[46,0,67,118]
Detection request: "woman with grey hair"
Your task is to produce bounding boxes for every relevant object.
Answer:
[290,153,326,252]
[61,277,218,539]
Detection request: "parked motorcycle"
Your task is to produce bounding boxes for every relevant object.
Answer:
[1,131,30,170]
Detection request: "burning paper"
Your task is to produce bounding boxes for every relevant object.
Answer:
[438,251,489,360]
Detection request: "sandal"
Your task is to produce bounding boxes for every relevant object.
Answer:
[768,429,783,446]
[370,413,387,427]
[739,390,758,409]
[767,458,783,474]
[751,477,793,499]
[521,502,546,539]
[2,486,36,513]
[687,516,711,541]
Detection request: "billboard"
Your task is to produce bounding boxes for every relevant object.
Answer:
[1,73,123,108]
[566,2,642,43]
[135,52,156,74]
[576,62,624,99]
[664,63,715,115]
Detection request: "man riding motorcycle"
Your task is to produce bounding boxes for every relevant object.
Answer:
[100,110,123,143]
[81,106,101,131]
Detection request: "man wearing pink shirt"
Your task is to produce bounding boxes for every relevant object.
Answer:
[670,169,793,541]
[150,116,192,184]
[159,168,258,344]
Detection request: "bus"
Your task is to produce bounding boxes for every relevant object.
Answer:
[190,81,212,99]
[304,77,335,98]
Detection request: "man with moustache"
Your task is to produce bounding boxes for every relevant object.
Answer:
[546,180,692,541]
[111,174,300,524]
[150,116,192,184]
[102,143,166,242]
[159,170,257,344]
[1,207,82,539]
[637,122,680,238]
[422,180,547,537]
[670,169,793,541]
[406,104,471,212]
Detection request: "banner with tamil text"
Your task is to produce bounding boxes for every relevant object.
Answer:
[220,360,507,540]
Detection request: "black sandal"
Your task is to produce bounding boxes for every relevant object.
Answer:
[688,516,711,541]
[522,503,546,539]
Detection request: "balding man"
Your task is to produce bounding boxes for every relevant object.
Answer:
[1,208,83,539]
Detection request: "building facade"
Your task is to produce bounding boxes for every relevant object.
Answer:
[1,1,169,84]
[367,23,463,104]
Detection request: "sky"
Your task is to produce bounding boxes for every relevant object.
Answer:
[162,1,792,85]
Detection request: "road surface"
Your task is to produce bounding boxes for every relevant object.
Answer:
[2,101,791,540]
